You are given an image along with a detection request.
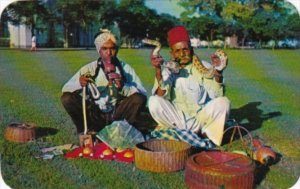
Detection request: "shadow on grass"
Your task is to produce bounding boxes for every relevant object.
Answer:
[133,107,157,135]
[229,101,282,131]
[35,127,58,139]
[223,101,283,185]
[223,101,282,145]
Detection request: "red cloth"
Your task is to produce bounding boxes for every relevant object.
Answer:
[64,142,134,163]
[114,149,134,163]
[167,26,190,47]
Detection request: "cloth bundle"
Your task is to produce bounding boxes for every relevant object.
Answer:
[150,128,215,149]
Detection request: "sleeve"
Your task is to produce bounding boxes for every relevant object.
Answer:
[120,62,147,96]
[62,61,96,93]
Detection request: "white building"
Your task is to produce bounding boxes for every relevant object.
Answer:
[8,22,31,48]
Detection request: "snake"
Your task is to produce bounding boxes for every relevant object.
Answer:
[142,38,227,77]
[142,38,162,57]
[81,72,101,135]
[142,38,180,73]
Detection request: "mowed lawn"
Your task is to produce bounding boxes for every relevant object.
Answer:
[0,48,299,189]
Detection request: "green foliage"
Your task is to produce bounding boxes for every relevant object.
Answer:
[114,0,177,45]
[0,49,299,189]
[4,0,300,48]
[6,0,48,34]
[179,0,300,43]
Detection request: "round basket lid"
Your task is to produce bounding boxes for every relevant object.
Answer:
[189,151,254,174]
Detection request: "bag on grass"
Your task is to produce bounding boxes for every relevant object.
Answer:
[96,120,145,150]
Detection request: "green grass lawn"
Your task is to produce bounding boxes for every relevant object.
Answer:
[0,48,299,189]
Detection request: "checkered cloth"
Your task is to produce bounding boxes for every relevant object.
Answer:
[150,128,215,149]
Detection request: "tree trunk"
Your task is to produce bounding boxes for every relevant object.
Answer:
[206,36,210,49]
[85,26,89,49]
[241,35,247,47]
[258,39,262,48]
[47,20,55,47]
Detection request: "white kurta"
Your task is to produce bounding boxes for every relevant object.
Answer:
[149,61,230,146]
[62,59,147,113]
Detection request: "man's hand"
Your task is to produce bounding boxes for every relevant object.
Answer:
[211,50,228,71]
[211,54,221,67]
[108,73,123,90]
[151,55,164,69]
[114,78,123,90]
[79,75,91,87]
[213,69,223,83]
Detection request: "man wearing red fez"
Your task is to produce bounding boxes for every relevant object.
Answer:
[148,26,230,146]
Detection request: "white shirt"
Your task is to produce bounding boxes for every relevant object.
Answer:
[152,61,223,119]
[62,59,147,112]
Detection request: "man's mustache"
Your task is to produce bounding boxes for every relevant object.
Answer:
[175,56,190,64]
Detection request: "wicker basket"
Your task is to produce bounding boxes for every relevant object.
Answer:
[135,139,191,172]
[185,151,255,189]
[4,123,36,143]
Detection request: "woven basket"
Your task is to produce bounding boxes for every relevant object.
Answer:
[185,151,255,189]
[4,123,36,143]
[135,139,191,172]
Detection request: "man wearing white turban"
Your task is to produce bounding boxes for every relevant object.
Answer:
[61,29,147,134]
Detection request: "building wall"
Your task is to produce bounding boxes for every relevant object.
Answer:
[225,35,238,48]
[8,22,31,48]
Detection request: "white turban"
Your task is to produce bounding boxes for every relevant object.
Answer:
[94,29,117,53]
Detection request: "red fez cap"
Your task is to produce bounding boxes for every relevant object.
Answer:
[167,26,190,47]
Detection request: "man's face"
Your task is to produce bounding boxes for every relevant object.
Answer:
[170,41,192,66]
[99,40,118,63]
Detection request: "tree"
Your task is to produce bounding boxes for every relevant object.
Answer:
[113,0,178,47]
[249,0,297,48]
[114,0,152,46]
[221,1,255,46]
[179,0,225,43]
[187,16,222,42]
[178,0,298,48]
[151,13,179,46]
[55,0,107,48]
[6,0,48,35]
[286,13,300,39]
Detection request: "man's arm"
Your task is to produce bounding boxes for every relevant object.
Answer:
[154,68,167,96]
[213,70,223,83]
[151,56,166,96]
[62,61,97,93]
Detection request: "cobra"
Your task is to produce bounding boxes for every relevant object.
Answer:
[142,38,180,73]
[142,38,161,57]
